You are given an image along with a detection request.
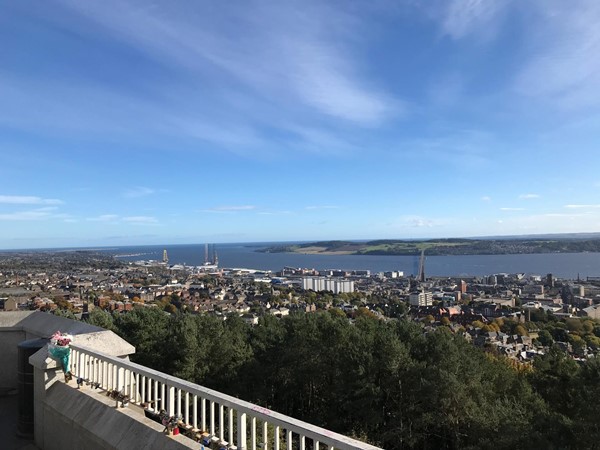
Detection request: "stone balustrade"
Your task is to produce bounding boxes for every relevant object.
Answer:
[70,344,382,450]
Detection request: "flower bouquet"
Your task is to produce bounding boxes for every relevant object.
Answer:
[48,331,74,382]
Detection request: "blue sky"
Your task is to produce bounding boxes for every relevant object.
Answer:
[1,0,600,249]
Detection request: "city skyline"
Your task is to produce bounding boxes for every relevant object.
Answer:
[1,1,600,249]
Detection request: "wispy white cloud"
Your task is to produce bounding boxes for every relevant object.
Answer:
[519,193,540,199]
[481,196,492,201]
[544,213,588,218]
[394,215,443,229]
[287,39,395,124]
[0,211,52,221]
[515,0,600,110]
[280,124,357,156]
[565,204,600,209]
[0,207,69,221]
[215,205,255,211]
[257,211,292,216]
[123,187,155,198]
[400,129,495,169]
[87,214,119,222]
[202,205,256,213]
[427,72,464,108]
[0,195,63,205]
[500,207,525,211]
[123,216,158,223]
[434,0,511,40]
[35,206,59,212]
[55,0,397,126]
[305,205,340,210]
[0,73,271,156]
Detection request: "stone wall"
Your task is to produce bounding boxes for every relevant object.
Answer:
[0,330,25,388]
[42,382,195,450]
[0,310,139,449]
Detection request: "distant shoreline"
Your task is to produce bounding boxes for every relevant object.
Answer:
[257,238,600,256]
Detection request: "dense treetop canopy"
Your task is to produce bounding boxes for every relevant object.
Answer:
[87,307,600,449]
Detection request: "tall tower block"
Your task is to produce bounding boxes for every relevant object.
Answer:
[163,249,169,264]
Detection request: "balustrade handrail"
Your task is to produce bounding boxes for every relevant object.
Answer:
[70,343,382,450]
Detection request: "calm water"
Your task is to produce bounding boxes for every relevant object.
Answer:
[106,243,600,279]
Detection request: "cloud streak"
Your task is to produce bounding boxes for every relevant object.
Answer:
[565,204,600,209]
[201,205,256,213]
[519,193,540,199]
[123,216,158,223]
[55,0,397,126]
[515,0,600,109]
[85,214,159,224]
[0,195,63,205]
[123,187,156,198]
[87,214,119,222]
[0,207,69,221]
[394,215,444,229]
[305,205,340,210]
[433,0,511,40]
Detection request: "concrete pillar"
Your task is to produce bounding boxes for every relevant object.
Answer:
[274,425,280,450]
[29,347,63,450]
[237,411,247,450]
[168,386,176,417]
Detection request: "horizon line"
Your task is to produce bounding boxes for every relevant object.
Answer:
[2,231,600,252]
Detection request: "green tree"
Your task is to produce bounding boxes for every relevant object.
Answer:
[570,357,600,447]
[565,318,583,333]
[568,334,586,356]
[515,324,529,336]
[164,314,200,381]
[53,308,76,319]
[53,297,73,310]
[355,307,376,320]
[530,346,579,414]
[472,320,485,329]
[585,334,600,350]
[86,308,114,331]
[537,329,554,347]
[328,308,346,318]
[112,307,170,371]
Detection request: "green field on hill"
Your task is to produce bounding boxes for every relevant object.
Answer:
[258,238,600,256]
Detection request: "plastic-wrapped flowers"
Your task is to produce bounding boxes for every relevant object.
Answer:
[48,331,74,382]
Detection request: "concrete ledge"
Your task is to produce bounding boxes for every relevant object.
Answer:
[29,348,60,371]
[44,382,195,450]
[73,330,135,357]
[18,312,135,357]
[0,311,135,361]
[0,311,35,328]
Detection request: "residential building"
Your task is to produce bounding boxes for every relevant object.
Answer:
[302,277,355,294]
[409,291,433,307]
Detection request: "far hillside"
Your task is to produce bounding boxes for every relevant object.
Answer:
[258,238,600,256]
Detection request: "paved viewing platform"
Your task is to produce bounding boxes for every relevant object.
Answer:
[0,389,39,450]
[0,311,382,450]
